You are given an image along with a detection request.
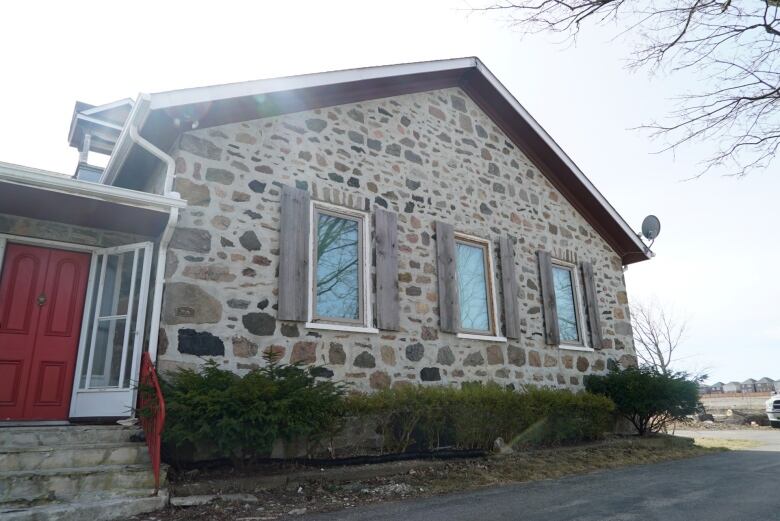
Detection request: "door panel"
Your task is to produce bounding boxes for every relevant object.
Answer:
[0,244,47,418]
[0,243,90,420]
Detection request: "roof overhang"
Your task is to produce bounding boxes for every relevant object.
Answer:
[68,98,134,155]
[0,161,185,237]
[106,57,652,264]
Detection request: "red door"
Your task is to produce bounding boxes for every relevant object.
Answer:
[0,243,90,420]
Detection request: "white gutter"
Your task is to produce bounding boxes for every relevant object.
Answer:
[0,161,184,212]
[123,94,182,364]
[100,94,153,186]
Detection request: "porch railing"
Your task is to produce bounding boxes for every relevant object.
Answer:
[138,352,165,493]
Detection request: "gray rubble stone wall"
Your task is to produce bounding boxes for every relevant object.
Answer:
[0,214,151,248]
[158,87,637,390]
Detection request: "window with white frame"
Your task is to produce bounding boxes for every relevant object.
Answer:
[551,262,585,345]
[309,203,371,327]
[454,234,499,336]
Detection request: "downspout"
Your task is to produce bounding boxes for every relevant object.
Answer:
[126,94,180,364]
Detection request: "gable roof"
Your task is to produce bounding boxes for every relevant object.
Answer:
[104,57,652,264]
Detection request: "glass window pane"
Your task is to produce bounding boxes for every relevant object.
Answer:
[552,266,580,343]
[456,241,491,332]
[86,318,127,388]
[315,212,361,321]
[79,255,103,389]
[123,249,146,388]
[99,251,135,317]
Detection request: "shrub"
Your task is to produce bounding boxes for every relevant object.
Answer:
[161,353,345,464]
[345,384,614,453]
[585,365,699,435]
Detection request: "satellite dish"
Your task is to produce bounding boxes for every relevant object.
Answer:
[641,215,661,241]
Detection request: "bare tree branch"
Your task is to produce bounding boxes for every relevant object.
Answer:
[630,300,687,375]
[476,0,780,177]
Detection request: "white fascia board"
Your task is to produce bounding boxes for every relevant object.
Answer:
[67,114,124,146]
[472,60,651,259]
[148,57,478,110]
[75,114,124,132]
[0,161,185,212]
[81,98,134,116]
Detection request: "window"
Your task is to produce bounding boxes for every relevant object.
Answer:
[551,264,583,345]
[454,234,499,337]
[309,202,372,330]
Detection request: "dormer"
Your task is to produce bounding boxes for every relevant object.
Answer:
[67,98,133,181]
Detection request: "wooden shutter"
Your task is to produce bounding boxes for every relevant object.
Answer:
[436,221,460,333]
[277,185,310,321]
[499,235,521,339]
[581,261,603,349]
[537,250,560,345]
[375,208,400,330]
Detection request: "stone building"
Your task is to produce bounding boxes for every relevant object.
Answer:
[0,58,653,423]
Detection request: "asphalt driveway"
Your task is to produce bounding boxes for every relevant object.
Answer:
[298,432,780,521]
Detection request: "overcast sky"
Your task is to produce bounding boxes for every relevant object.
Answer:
[2,1,776,383]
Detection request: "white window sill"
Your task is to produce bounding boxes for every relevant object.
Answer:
[305,322,379,334]
[457,332,508,343]
[558,344,594,352]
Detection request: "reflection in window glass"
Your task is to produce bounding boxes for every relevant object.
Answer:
[315,211,361,321]
[552,266,580,343]
[456,241,491,333]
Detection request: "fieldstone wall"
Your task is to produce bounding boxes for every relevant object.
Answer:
[158,87,637,391]
[0,214,151,248]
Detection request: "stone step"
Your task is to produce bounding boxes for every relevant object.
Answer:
[0,464,166,505]
[1,490,169,521]
[0,443,150,472]
[0,425,141,448]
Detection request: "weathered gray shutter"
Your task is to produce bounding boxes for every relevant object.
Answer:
[375,208,399,330]
[581,261,603,349]
[537,250,560,345]
[277,185,310,321]
[436,221,460,333]
[499,235,521,339]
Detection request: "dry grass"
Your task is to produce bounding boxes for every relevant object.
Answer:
[418,435,723,494]
[692,437,762,450]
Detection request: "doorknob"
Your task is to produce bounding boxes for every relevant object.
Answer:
[36,293,47,307]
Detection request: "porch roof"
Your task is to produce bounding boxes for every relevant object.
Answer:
[0,161,185,237]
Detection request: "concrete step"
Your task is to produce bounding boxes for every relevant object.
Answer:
[0,443,150,472]
[0,425,141,448]
[0,463,166,505]
[1,490,169,521]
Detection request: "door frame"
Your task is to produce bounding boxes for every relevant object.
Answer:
[69,241,153,419]
[0,233,152,420]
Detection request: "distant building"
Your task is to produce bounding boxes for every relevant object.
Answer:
[709,382,724,393]
[740,378,757,393]
[756,377,776,393]
[723,381,741,393]
[698,385,711,395]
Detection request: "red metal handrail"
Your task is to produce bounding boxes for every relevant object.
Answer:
[138,352,165,493]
